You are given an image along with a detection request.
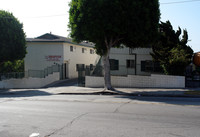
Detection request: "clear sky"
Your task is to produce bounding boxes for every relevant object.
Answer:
[0,0,199,52]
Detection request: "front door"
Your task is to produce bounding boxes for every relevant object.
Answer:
[63,62,69,79]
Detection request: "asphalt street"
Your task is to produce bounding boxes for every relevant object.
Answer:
[0,94,200,137]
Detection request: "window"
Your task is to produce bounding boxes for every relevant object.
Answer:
[126,60,135,68]
[141,60,153,72]
[90,49,94,54]
[82,48,86,53]
[70,46,73,52]
[141,61,146,71]
[141,60,162,72]
[109,59,119,70]
[76,64,85,71]
[145,60,153,72]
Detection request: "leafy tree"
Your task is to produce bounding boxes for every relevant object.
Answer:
[0,60,24,73]
[151,21,193,76]
[0,10,26,68]
[69,0,160,90]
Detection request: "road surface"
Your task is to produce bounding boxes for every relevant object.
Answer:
[0,94,199,137]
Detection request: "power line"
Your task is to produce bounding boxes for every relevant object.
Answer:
[21,0,200,19]
[1,1,199,19]
[160,0,200,5]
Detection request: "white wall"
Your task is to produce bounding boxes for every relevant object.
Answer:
[25,42,64,71]
[25,42,100,79]
[0,72,59,89]
[85,74,185,88]
[63,43,100,78]
[109,47,153,75]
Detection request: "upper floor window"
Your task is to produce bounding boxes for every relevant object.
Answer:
[90,49,94,54]
[70,46,73,52]
[82,48,86,53]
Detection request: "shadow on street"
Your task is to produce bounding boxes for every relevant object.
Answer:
[0,90,52,98]
[114,94,200,106]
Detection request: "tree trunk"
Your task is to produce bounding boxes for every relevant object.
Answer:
[102,47,114,90]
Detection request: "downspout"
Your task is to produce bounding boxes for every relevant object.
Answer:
[134,54,137,75]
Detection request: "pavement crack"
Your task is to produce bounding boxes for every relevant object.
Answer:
[168,133,186,137]
[44,113,89,137]
[114,101,131,113]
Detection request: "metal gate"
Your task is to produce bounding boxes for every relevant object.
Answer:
[76,64,85,86]
[76,64,95,86]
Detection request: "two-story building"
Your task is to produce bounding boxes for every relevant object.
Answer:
[95,47,162,76]
[25,33,100,79]
[25,33,161,80]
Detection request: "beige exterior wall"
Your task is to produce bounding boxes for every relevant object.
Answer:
[25,42,100,79]
[25,42,64,71]
[63,43,100,78]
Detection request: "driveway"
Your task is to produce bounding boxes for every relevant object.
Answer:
[45,78,78,87]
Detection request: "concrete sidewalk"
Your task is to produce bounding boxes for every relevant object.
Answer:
[45,86,200,97]
[0,86,200,98]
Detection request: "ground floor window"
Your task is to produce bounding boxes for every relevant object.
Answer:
[109,59,119,70]
[90,49,94,54]
[141,60,163,73]
[126,60,135,68]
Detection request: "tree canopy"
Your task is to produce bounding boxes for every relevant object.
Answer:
[151,21,193,76]
[0,60,24,73]
[69,0,160,89]
[0,10,26,65]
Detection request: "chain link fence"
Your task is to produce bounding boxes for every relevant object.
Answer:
[0,64,60,81]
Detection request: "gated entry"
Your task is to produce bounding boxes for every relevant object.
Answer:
[76,64,95,86]
[76,64,85,86]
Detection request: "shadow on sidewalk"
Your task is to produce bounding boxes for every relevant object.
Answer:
[0,89,52,98]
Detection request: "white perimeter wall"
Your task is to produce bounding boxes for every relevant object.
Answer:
[0,72,59,89]
[86,74,185,88]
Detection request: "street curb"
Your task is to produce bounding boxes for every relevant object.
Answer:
[1,89,200,98]
[57,92,200,98]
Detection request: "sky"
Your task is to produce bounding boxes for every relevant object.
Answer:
[0,0,199,52]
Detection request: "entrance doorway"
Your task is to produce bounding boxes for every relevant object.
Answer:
[60,62,69,80]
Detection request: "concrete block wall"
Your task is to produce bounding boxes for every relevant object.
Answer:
[0,72,60,89]
[85,74,185,88]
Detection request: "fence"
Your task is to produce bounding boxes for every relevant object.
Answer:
[87,64,163,77]
[27,65,60,78]
[0,64,60,81]
[0,72,26,81]
[76,64,163,86]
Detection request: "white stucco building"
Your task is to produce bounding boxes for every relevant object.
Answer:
[25,33,100,79]
[99,47,162,76]
[25,33,162,80]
